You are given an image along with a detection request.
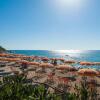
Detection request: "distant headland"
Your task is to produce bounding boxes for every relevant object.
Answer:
[0,46,6,53]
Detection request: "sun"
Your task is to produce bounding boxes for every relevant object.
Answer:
[55,0,81,6]
[57,0,80,6]
[52,0,85,12]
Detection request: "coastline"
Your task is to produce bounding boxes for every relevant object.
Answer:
[0,52,100,99]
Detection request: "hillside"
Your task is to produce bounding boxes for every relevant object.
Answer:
[0,46,6,53]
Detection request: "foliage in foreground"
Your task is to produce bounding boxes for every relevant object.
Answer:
[0,75,99,100]
[0,75,60,100]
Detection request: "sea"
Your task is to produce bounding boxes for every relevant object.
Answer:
[8,50,100,70]
[8,50,100,62]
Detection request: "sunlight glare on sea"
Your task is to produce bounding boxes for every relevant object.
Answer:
[54,50,84,57]
[55,50,83,53]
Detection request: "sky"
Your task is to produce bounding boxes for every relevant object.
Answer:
[0,0,100,50]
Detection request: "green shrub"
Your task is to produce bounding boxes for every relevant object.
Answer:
[0,75,99,100]
[74,78,98,100]
[0,75,61,100]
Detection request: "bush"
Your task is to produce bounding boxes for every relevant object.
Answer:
[0,75,61,100]
[74,78,98,100]
[0,75,99,100]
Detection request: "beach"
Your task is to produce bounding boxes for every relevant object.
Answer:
[0,52,100,99]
